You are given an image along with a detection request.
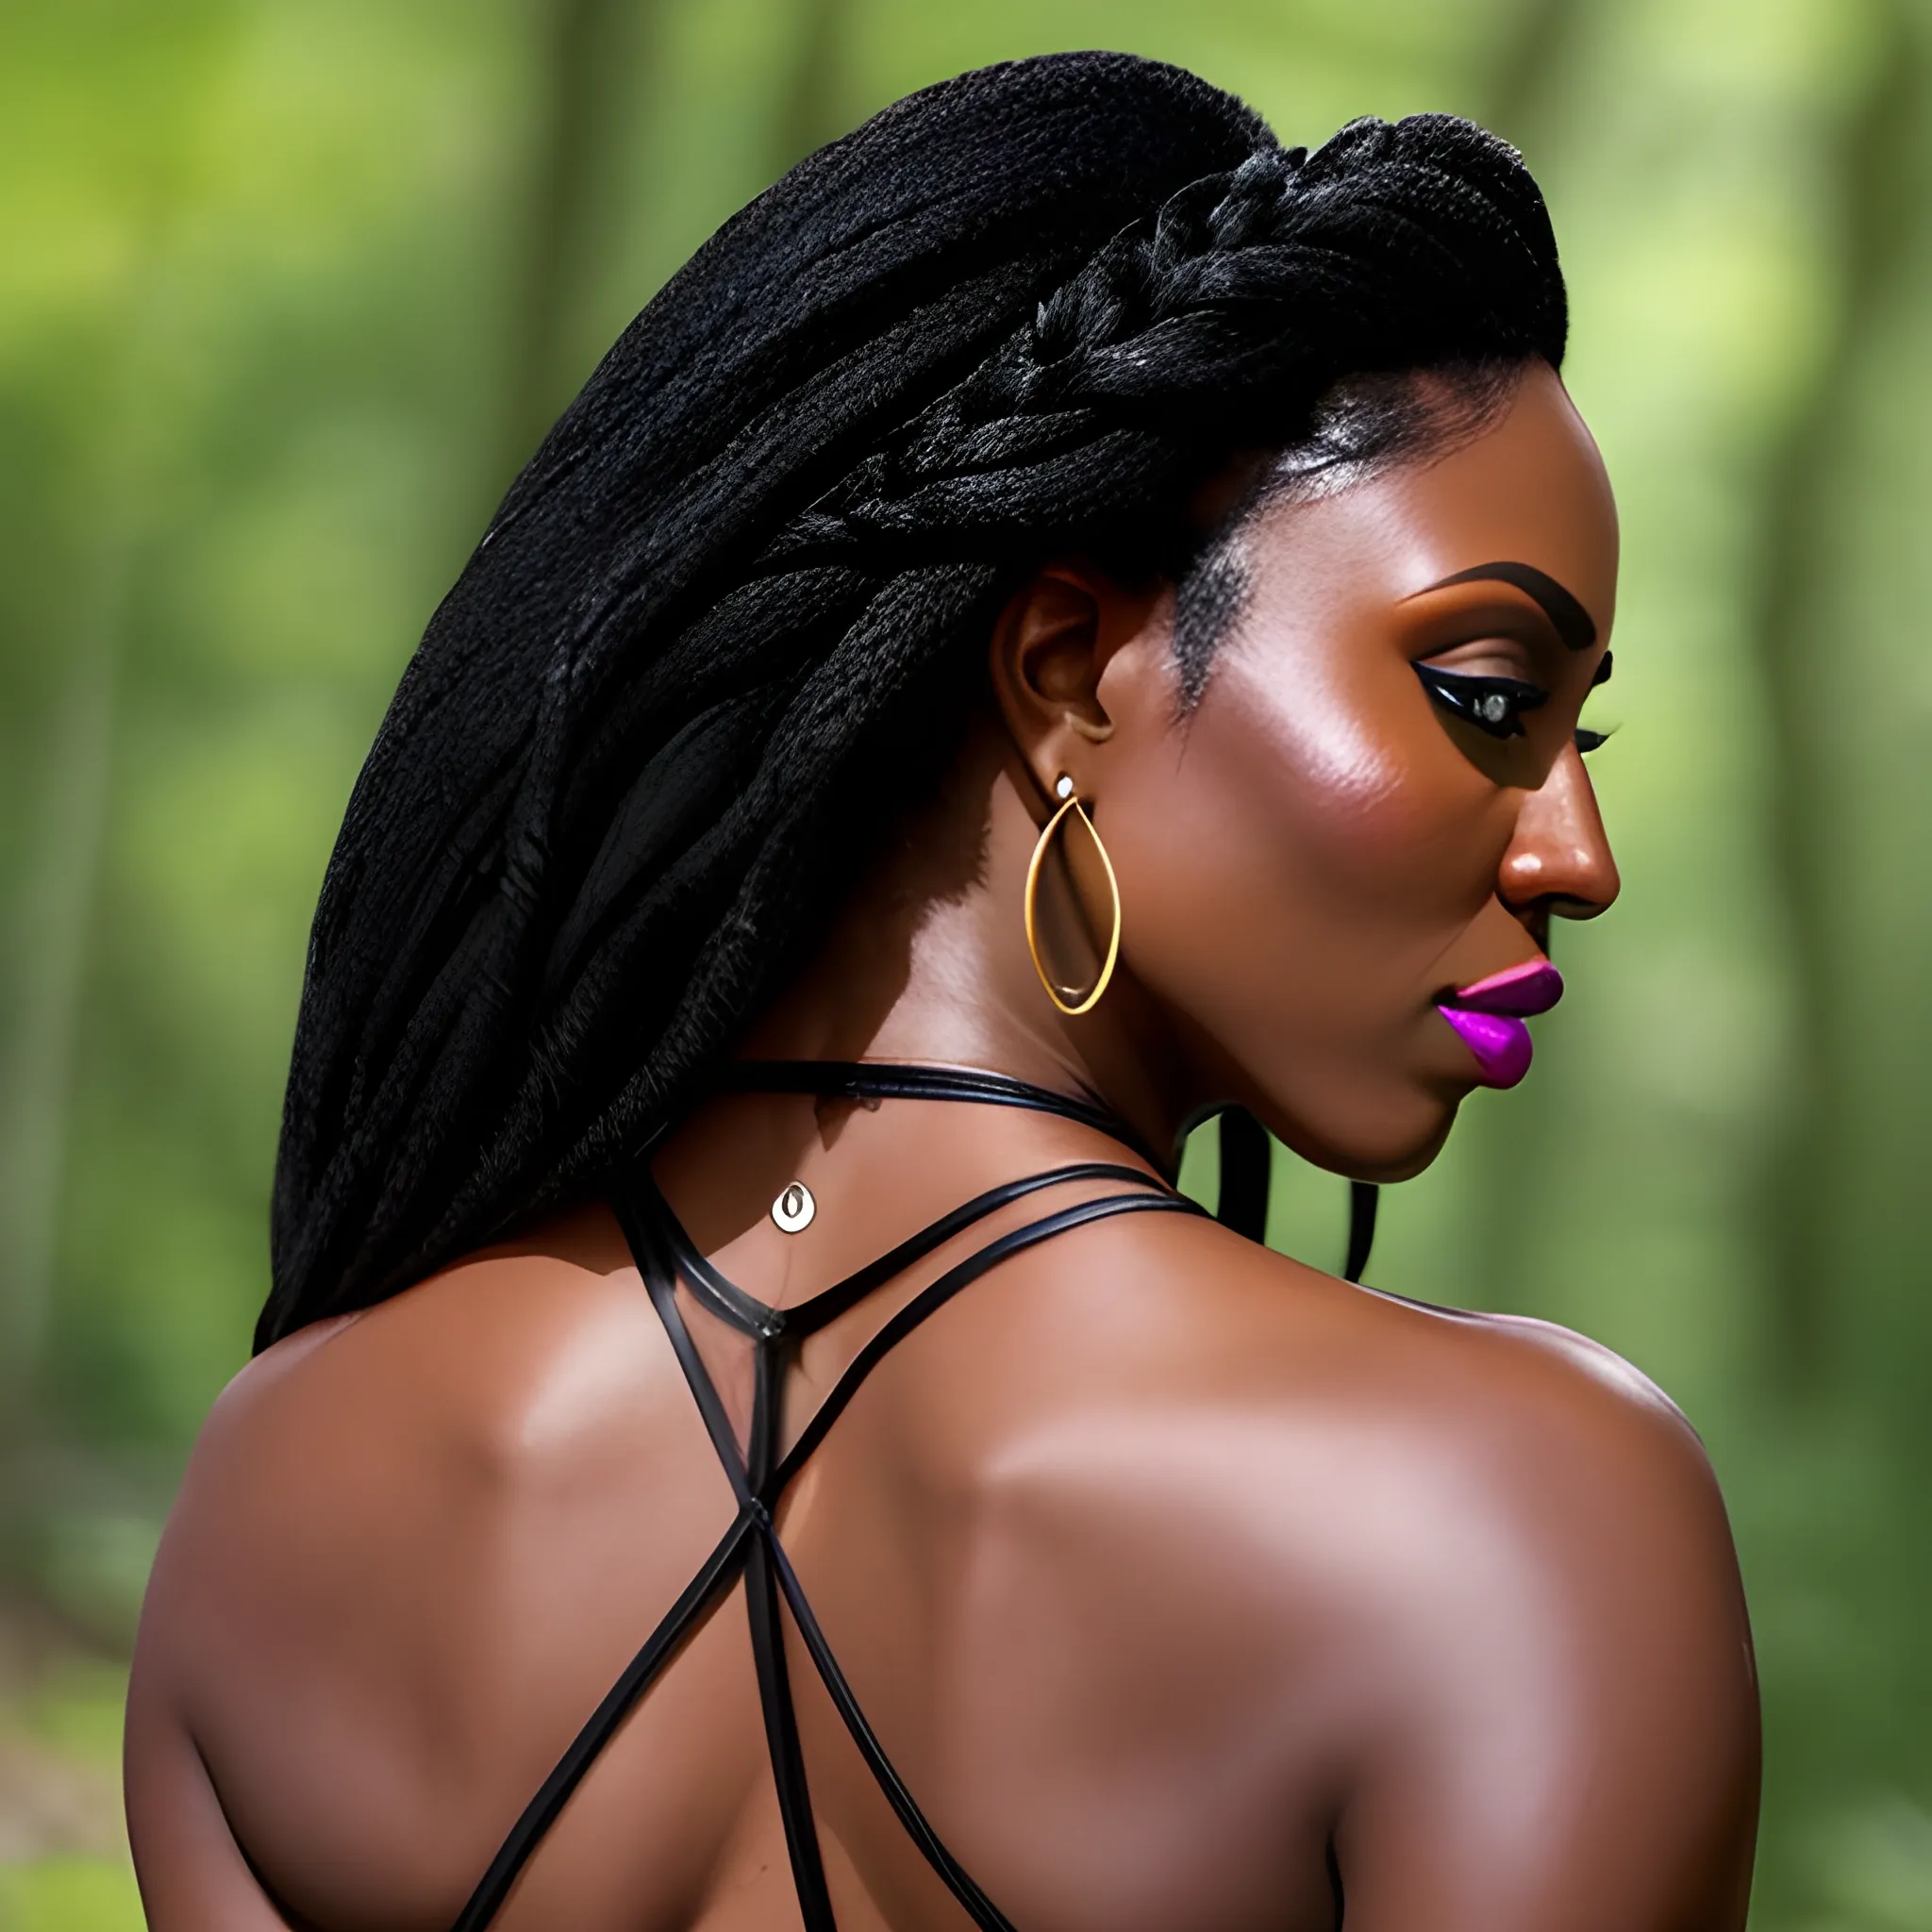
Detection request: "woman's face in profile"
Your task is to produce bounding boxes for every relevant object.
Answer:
[1091,360,1620,1176]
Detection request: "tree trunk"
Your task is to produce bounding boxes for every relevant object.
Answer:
[501,0,666,481]
[769,0,852,184]
[1753,1,1921,1387]
[0,329,148,1423]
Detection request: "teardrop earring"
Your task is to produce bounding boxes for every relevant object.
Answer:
[1024,774,1122,1016]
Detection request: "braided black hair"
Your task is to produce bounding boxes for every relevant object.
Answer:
[259,51,1566,1348]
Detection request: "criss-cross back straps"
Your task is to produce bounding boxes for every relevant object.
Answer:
[633,1196,845,1928]
[632,1171,1192,1932]
[753,1189,1193,1505]
[445,1058,1375,1932]
[449,1159,1193,1932]
[642,1160,1163,1341]
[445,1163,1187,1932]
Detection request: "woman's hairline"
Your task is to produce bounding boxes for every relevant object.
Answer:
[1171,356,1540,710]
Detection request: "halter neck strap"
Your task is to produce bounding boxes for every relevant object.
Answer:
[708,1059,1162,1168]
[703,1061,1376,1281]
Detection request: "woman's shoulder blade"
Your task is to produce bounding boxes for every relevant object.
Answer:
[946,1201,1736,1613]
[940,1208,1751,1774]
[1000,1199,1699,1436]
[166,1209,670,1608]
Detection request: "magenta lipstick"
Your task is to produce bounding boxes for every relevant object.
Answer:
[1437,959,1563,1089]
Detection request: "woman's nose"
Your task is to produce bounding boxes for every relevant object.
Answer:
[1499,743,1621,922]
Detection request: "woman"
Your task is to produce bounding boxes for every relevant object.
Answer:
[125,51,1759,1932]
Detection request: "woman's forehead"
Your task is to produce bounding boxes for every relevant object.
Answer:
[1244,370,1618,631]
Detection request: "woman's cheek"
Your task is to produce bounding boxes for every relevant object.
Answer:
[1247,660,1525,942]
[1106,714,1406,1028]
[1108,671,1511,1055]
[1192,684,1463,951]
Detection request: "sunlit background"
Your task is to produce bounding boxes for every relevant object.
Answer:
[4,0,1931,1925]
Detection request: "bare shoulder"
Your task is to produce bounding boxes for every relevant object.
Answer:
[924,1204,1757,1925]
[988,1199,1725,1520]
[176,1209,655,1523]
[945,1202,1751,1699]
[136,1204,691,1711]
[129,1207,739,1922]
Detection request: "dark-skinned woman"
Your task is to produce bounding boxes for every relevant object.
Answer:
[127,53,1758,1932]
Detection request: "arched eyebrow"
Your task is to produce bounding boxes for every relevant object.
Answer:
[1424,560,1598,651]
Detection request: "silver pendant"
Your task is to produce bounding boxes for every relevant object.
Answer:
[771,1181,816,1234]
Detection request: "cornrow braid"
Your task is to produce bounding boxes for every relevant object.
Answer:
[261,54,1566,1347]
[775,124,1560,581]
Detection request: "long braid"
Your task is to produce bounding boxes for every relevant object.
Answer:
[262,60,1565,1346]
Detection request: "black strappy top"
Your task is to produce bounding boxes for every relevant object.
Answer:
[447,1063,1376,1932]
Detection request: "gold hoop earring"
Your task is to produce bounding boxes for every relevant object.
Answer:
[1024,774,1122,1017]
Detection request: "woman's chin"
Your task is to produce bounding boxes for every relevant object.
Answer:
[1354,1118,1457,1185]
[1262,1086,1461,1187]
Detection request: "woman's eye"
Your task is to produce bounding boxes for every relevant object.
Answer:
[1412,661,1550,741]
[1574,726,1612,754]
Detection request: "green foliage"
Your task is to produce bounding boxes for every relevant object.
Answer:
[3,0,1930,1923]
[0,1859,143,1932]
[0,1657,133,1927]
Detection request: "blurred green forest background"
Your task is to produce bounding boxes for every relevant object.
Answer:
[4,0,1932,1924]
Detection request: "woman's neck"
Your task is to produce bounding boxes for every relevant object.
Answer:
[736,738,1197,1161]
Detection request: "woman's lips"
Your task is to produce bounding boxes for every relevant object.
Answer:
[1437,1008,1535,1087]
[1436,959,1564,1089]
[1449,958,1564,1016]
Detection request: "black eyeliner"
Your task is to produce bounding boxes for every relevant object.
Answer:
[1412,661,1549,740]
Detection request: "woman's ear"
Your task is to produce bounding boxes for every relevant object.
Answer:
[991,563,1156,806]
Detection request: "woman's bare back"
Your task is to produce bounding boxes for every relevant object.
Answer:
[127,1100,1756,1932]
